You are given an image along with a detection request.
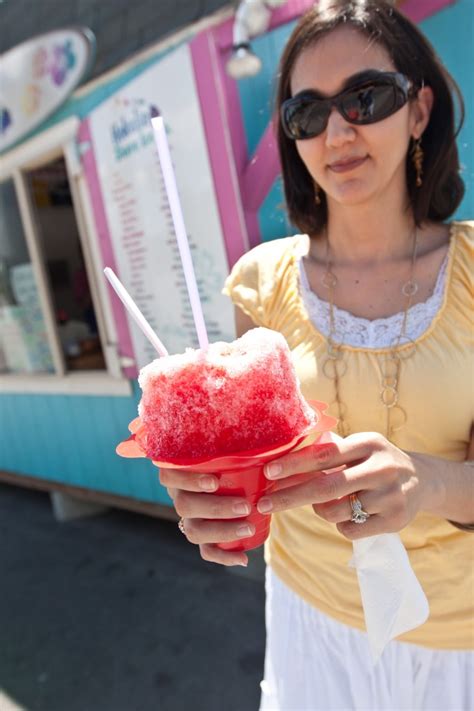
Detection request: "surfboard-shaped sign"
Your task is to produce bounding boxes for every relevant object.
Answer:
[0,27,95,153]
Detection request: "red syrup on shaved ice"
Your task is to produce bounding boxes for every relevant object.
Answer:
[137,327,316,460]
[117,327,337,551]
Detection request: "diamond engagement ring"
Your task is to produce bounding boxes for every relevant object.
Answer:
[178,518,186,534]
[349,493,370,524]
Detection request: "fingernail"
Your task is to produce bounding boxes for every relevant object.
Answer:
[236,524,254,538]
[199,476,217,491]
[238,560,248,567]
[233,501,250,515]
[257,498,273,513]
[264,462,282,479]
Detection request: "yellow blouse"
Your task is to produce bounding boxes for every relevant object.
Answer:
[223,221,474,650]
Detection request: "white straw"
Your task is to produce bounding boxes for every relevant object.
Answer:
[151,116,209,350]
[103,267,169,357]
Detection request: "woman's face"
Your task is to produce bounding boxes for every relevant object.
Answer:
[289,26,422,208]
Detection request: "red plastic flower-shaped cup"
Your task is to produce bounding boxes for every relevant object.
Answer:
[117,401,337,552]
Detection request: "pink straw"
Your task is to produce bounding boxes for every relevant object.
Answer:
[151,116,209,350]
[103,267,169,357]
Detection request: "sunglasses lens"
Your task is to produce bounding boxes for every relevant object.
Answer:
[282,75,409,140]
[283,98,328,139]
[341,83,397,123]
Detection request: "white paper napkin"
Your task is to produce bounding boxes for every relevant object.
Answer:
[349,533,429,662]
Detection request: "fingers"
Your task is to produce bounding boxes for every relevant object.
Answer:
[180,517,255,545]
[256,466,371,514]
[199,544,248,567]
[263,432,386,480]
[256,463,401,524]
[173,489,252,520]
[256,472,348,514]
[314,484,412,539]
[263,441,341,479]
[159,467,253,567]
[312,488,387,524]
[258,448,400,513]
[336,514,402,540]
[159,467,219,493]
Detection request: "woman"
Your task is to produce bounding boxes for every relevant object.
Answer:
[160,1,473,708]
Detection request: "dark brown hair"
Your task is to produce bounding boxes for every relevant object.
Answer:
[276,0,465,236]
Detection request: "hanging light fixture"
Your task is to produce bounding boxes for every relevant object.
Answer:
[226,0,288,79]
[239,0,272,35]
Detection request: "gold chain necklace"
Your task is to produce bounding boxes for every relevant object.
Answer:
[319,227,419,439]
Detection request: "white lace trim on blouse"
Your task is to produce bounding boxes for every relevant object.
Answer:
[297,252,449,349]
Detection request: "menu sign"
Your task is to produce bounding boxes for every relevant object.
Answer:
[85,45,234,367]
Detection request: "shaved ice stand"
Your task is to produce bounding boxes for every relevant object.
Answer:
[0,0,472,520]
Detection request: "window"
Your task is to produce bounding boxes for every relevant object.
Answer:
[0,117,130,395]
[0,178,55,374]
[27,157,106,372]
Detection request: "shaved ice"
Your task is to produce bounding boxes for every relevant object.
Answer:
[138,327,315,460]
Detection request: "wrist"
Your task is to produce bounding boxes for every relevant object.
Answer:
[410,451,446,515]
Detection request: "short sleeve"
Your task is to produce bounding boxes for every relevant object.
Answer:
[222,248,267,326]
[222,236,298,325]
[452,220,473,285]
[448,221,474,331]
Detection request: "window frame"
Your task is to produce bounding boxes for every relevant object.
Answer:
[0,117,131,396]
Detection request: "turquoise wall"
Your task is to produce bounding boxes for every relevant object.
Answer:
[421,0,473,210]
[0,382,171,506]
[236,0,473,242]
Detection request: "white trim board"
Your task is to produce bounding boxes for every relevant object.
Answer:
[0,117,80,180]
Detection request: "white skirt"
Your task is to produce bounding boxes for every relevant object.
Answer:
[260,567,474,711]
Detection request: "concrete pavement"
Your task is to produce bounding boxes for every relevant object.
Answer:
[0,482,266,711]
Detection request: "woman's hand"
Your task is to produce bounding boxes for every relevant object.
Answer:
[158,466,252,566]
[256,432,443,540]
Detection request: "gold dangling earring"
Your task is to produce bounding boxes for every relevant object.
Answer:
[411,137,424,187]
[314,182,322,205]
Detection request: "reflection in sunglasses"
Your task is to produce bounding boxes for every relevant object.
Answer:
[281,72,413,140]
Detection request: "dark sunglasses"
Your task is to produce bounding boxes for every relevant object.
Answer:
[281,71,416,140]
